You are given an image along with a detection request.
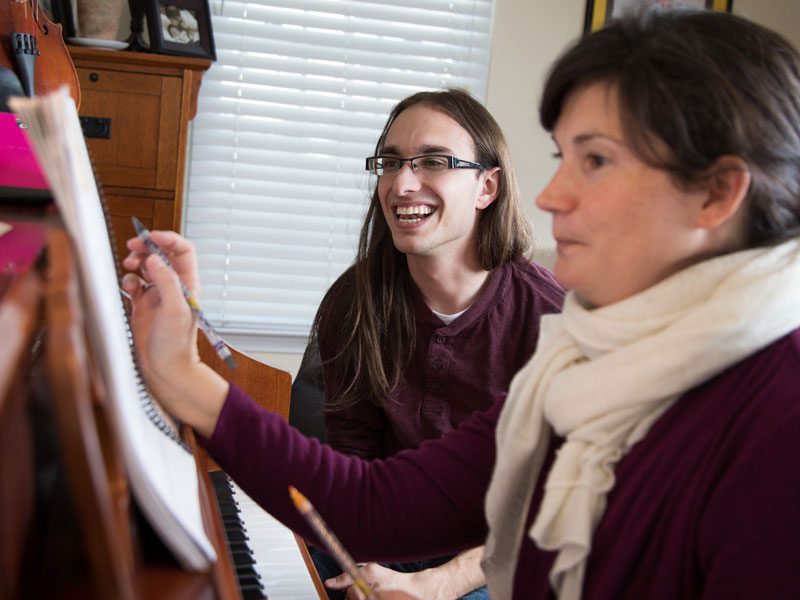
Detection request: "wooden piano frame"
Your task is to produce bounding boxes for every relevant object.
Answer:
[0,211,326,599]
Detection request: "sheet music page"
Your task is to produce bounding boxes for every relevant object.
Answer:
[11,89,216,570]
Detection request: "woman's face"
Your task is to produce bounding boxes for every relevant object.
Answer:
[536,82,728,307]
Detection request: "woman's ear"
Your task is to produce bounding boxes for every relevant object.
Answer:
[698,155,751,231]
[476,167,501,210]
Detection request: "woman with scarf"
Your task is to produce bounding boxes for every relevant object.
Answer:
[123,9,800,599]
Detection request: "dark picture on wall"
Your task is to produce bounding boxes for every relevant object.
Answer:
[145,0,216,60]
[584,0,733,32]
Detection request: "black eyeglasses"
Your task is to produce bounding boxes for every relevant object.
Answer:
[365,154,486,176]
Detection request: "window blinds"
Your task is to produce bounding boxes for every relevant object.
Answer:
[185,0,494,352]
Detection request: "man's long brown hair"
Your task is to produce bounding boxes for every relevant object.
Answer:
[314,88,533,411]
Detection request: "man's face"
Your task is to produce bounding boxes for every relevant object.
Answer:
[376,105,499,266]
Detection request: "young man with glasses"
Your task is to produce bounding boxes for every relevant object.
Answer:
[299,88,564,599]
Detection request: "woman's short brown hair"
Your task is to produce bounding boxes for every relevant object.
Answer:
[540,9,800,247]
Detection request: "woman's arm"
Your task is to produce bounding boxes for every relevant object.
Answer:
[207,384,499,562]
[122,231,499,563]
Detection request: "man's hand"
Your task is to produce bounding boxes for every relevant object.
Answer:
[326,563,421,600]
[325,546,485,600]
[377,592,421,600]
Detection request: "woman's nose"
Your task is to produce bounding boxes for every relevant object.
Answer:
[536,166,574,214]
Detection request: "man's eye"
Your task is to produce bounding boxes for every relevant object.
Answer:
[382,159,402,170]
[420,156,448,169]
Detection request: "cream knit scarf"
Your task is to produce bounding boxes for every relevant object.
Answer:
[482,239,800,600]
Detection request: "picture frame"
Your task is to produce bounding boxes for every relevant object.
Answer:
[584,0,733,33]
[144,0,216,60]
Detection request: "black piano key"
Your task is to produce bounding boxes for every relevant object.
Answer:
[216,489,235,502]
[222,514,244,525]
[224,529,249,543]
[209,470,228,484]
[237,573,263,586]
[218,503,241,518]
[215,487,235,498]
[240,586,267,600]
[210,473,235,495]
[230,549,255,565]
[227,540,252,553]
[210,475,229,487]
[211,471,268,600]
[236,564,259,578]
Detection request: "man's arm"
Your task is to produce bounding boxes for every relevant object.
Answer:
[288,338,327,442]
[318,332,387,458]
[327,546,485,600]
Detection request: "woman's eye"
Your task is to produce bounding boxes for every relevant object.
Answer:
[586,153,608,169]
[551,151,563,160]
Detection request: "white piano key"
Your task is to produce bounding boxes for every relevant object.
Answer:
[231,482,320,600]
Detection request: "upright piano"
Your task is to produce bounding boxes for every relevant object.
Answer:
[0,205,326,599]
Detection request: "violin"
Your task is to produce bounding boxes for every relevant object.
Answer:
[0,0,80,106]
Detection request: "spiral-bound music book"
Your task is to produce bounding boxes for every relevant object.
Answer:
[10,89,216,571]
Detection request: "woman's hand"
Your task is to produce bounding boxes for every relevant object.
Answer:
[123,229,201,297]
[121,232,227,438]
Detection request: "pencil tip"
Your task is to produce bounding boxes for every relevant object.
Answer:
[288,485,306,508]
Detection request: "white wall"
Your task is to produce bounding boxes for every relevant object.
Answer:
[486,0,584,270]
[734,0,800,44]
[254,0,800,377]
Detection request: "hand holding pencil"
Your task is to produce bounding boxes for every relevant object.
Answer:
[131,217,236,369]
[289,486,379,600]
[122,227,230,439]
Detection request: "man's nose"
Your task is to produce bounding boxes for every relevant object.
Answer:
[389,161,423,193]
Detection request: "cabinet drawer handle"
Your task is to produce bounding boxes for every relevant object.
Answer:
[89,72,99,82]
[79,116,111,139]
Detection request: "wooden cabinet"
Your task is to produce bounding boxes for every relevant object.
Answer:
[68,47,211,261]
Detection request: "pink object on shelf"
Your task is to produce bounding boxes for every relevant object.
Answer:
[0,219,48,273]
[0,111,50,197]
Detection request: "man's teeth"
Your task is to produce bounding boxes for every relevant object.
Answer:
[396,206,433,222]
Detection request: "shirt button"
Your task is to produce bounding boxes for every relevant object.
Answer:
[435,335,447,344]
[431,359,442,369]
[430,380,442,391]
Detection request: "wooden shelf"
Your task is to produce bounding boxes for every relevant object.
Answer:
[68,47,211,261]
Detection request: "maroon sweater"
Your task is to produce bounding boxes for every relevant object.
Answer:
[320,259,564,458]
[207,329,800,599]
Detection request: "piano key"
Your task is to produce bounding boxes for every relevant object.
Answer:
[211,471,320,600]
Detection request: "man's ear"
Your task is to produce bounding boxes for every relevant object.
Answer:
[698,155,751,230]
[476,167,501,210]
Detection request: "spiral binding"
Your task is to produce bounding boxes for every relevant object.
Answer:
[122,312,189,451]
[90,150,190,453]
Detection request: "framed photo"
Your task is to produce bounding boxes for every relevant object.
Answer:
[144,0,216,60]
[584,0,733,33]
